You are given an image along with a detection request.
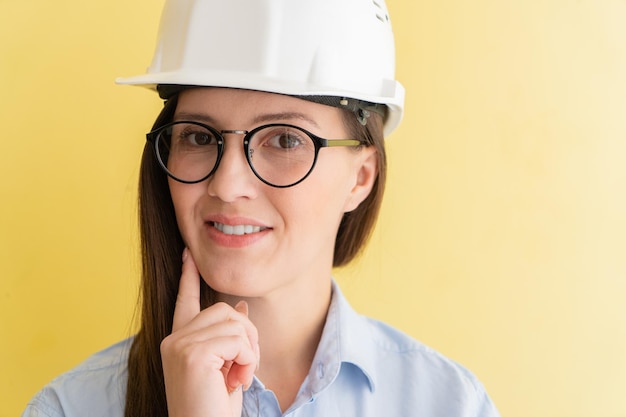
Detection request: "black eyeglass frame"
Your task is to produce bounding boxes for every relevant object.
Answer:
[146,121,367,188]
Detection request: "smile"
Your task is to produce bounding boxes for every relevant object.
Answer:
[212,222,268,236]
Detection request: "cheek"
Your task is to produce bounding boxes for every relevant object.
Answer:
[317,154,360,204]
[290,161,355,228]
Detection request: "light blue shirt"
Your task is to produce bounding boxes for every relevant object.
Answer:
[22,283,500,417]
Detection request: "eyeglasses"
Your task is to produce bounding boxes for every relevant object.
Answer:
[146,121,366,188]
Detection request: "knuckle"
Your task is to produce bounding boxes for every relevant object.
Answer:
[212,301,233,314]
[160,334,177,354]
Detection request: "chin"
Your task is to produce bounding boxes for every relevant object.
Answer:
[202,273,268,298]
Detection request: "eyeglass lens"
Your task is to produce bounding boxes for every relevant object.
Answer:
[154,122,318,187]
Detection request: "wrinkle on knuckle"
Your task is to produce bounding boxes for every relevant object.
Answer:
[179,343,203,366]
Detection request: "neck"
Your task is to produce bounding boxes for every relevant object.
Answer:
[219,278,333,410]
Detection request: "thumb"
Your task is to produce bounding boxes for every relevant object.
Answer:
[172,247,202,332]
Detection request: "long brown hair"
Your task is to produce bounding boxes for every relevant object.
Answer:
[124,92,387,417]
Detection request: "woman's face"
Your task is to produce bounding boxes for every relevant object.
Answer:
[169,88,377,299]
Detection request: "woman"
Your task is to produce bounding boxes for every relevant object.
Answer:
[23,1,500,416]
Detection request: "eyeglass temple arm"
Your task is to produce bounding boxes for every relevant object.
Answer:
[319,139,365,148]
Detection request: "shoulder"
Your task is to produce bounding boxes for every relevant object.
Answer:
[363,316,476,379]
[21,338,132,417]
[359,316,500,416]
[363,316,462,365]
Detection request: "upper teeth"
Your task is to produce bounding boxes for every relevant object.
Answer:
[214,222,266,235]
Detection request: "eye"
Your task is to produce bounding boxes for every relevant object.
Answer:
[264,129,306,149]
[172,124,219,147]
[181,129,217,146]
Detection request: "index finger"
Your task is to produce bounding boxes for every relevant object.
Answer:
[172,247,202,332]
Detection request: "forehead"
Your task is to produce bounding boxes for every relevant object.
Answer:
[175,87,346,132]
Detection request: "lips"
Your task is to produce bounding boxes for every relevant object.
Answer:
[212,222,268,236]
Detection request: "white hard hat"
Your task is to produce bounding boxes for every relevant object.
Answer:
[116,0,405,135]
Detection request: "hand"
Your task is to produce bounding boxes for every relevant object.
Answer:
[160,248,260,417]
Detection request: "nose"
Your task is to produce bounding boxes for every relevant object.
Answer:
[206,134,258,202]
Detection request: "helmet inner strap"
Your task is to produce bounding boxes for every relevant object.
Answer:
[157,84,385,127]
[297,95,386,126]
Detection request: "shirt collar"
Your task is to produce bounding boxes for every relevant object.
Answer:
[305,280,377,395]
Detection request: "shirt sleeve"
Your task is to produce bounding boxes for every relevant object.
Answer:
[21,387,65,417]
[469,381,501,417]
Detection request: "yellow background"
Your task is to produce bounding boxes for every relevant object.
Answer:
[2,0,625,416]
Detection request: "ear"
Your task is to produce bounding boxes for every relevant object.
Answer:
[343,147,378,213]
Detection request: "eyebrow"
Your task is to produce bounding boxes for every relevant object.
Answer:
[173,112,217,124]
[173,111,320,129]
[252,112,320,128]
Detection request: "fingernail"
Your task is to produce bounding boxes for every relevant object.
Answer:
[228,385,242,395]
[235,300,248,316]
[182,247,188,263]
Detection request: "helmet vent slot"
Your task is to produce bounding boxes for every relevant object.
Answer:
[372,0,390,23]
